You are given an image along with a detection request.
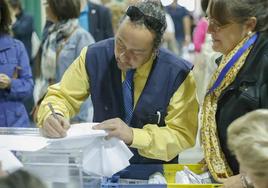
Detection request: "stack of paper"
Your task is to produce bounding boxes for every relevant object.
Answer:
[47,123,108,149]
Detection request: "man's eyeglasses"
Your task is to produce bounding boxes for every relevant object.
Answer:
[205,17,232,32]
[126,6,165,33]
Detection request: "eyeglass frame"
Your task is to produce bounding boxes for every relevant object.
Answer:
[205,16,234,32]
[125,5,166,33]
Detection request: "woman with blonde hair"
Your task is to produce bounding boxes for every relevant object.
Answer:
[228,109,268,188]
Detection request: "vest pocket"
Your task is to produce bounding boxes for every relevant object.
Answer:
[141,110,166,126]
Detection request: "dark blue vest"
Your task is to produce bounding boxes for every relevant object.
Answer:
[85,38,193,164]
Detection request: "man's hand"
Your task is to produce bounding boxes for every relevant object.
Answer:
[0,74,11,89]
[93,118,134,145]
[220,174,244,188]
[41,114,70,138]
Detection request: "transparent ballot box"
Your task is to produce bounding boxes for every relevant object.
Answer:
[0,127,101,188]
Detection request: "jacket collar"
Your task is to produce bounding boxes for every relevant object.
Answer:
[0,35,13,51]
[216,32,268,82]
[236,32,268,81]
[218,32,268,101]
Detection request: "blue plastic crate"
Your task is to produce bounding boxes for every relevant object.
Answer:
[101,177,165,188]
[101,164,222,188]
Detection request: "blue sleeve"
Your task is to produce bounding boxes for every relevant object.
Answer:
[5,41,34,100]
[182,7,190,17]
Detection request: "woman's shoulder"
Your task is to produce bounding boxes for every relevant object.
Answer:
[0,35,25,53]
[12,38,25,49]
[254,32,268,55]
[67,26,95,47]
[73,27,94,40]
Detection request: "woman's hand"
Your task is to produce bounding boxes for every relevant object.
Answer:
[0,74,11,89]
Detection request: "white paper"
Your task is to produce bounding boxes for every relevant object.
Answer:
[54,123,106,139]
[83,138,133,177]
[82,138,104,175]
[0,135,49,151]
[0,123,107,151]
[47,123,107,149]
[0,149,23,173]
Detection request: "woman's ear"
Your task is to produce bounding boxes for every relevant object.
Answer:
[245,17,257,33]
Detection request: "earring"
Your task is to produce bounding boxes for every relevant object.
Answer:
[247,31,252,36]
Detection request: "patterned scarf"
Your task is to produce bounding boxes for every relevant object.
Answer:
[41,19,78,81]
[201,33,256,181]
[38,19,78,100]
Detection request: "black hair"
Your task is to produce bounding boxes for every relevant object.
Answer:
[47,0,80,21]
[0,0,12,34]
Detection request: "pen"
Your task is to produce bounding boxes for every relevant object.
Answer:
[47,102,60,121]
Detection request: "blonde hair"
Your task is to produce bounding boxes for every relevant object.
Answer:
[228,109,268,177]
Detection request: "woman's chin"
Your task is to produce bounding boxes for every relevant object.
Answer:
[212,43,222,53]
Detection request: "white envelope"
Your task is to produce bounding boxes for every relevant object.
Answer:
[82,137,133,177]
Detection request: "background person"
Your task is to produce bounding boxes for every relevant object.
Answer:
[166,0,192,55]
[200,0,268,187]
[192,0,209,53]
[228,109,268,188]
[34,0,95,123]
[80,0,114,42]
[8,0,34,61]
[8,0,35,125]
[0,0,33,127]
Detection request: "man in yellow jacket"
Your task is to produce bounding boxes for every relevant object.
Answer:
[37,0,198,165]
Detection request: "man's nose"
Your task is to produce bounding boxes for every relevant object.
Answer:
[119,51,131,61]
